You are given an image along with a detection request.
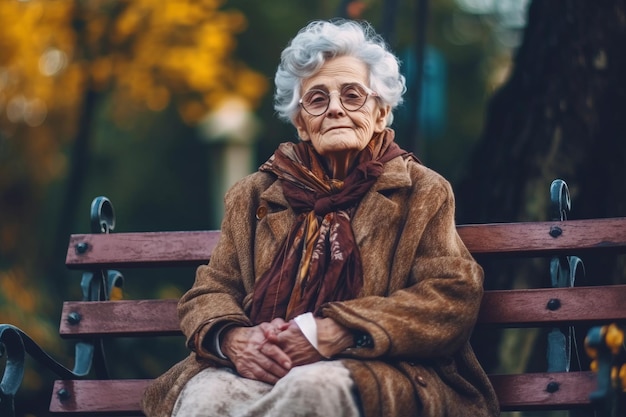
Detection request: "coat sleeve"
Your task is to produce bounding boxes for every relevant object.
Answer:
[321,173,484,360]
[176,175,261,360]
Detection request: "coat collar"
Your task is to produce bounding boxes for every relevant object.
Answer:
[370,155,413,192]
[258,154,413,245]
[260,154,412,200]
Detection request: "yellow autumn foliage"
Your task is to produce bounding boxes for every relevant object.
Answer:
[0,0,267,403]
[0,0,267,188]
[0,0,267,250]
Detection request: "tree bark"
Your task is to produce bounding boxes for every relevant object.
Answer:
[459,0,626,286]
[459,0,626,226]
[461,0,626,390]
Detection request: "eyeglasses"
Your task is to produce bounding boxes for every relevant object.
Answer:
[299,83,378,116]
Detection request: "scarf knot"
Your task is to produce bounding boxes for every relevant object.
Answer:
[312,160,384,216]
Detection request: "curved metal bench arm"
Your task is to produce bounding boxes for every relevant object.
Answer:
[0,196,124,416]
[0,325,89,416]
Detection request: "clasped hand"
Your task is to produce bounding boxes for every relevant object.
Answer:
[220,317,353,384]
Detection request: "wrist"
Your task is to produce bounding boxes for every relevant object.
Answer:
[294,312,325,357]
[201,323,239,360]
[219,325,241,359]
[316,317,354,357]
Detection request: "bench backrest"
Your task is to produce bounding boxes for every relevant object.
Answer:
[50,215,626,415]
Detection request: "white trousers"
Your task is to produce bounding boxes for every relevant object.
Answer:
[172,361,362,417]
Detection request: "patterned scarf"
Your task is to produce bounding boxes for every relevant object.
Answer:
[249,129,409,324]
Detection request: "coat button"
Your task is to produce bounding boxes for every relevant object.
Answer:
[256,206,268,220]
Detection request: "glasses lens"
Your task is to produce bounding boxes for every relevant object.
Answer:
[300,84,372,115]
[301,90,329,115]
[340,84,368,111]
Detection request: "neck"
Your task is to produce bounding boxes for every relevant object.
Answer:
[325,151,358,180]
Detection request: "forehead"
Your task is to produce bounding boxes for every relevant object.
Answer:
[301,56,369,92]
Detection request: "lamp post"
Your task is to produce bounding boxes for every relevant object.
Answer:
[198,97,261,227]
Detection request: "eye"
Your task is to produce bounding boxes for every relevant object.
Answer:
[303,90,328,106]
[341,85,366,101]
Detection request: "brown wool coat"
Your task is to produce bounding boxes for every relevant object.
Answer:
[141,154,500,417]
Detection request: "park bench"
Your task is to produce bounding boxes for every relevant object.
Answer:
[1,178,625,416]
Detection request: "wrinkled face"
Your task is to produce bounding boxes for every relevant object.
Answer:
[294,56,390,158]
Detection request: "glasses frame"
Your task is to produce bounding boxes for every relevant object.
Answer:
[298,83,378,116]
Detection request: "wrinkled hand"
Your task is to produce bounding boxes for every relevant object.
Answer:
[221,319,292,384]
[267,321,324,366]
[268,317,354,366]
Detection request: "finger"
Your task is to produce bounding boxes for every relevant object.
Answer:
[258,322,274,335]
[259,321,283,340]
[261,327,279,341]
[259,341,292,370]
[243,353,289,382]
[232,344,288,383]
[276,324,306,345]
[269,317,287,328]
[261,319,290,343]
[239,362,281,385]
[276,321,291,331]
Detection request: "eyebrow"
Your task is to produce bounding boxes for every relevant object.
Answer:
[304,82,361,92]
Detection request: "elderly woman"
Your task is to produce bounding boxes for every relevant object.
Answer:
[142,19,498,417]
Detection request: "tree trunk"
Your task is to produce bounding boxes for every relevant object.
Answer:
[459,0,626,227]
[460,1,626,402]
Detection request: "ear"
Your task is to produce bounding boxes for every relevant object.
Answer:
[374,104,391,132]
[293,112,311,141]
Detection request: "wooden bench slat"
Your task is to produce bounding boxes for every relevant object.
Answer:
[50,379,149,416]
[477,285,626,326]
[458,217,626,256]
[66,231,221,269]
[490,371,596,411]
[48,372,597,415]
[59,285,626,338]
[60,299,180,338]
[65,218,626,269]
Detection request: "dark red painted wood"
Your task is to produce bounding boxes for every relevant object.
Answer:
[490,371,596,411]
[65,218,626,269]
[478,285,626,326]
[65,230,221,269]
[59,299,180,338]
[50,379,148,415]
[58,285,626,338]
[457,217,626,256]
[48,372,596,414]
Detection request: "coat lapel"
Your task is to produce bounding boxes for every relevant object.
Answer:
[353,156,413,246]
[259,180,294,247]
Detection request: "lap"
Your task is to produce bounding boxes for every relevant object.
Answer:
[172,361,361,417]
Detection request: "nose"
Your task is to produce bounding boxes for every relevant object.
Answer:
[326,92,345,116]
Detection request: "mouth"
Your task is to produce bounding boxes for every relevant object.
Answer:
[324,126,352,134]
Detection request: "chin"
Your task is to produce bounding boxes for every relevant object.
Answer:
[317,139,365,153]
[319,145,359,155]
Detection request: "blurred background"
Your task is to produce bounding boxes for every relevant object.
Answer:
[1,0,625,416]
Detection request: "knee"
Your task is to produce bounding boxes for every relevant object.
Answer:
[278,362,353,394]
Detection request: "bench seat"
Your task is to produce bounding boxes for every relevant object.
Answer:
[49,372,599,415]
